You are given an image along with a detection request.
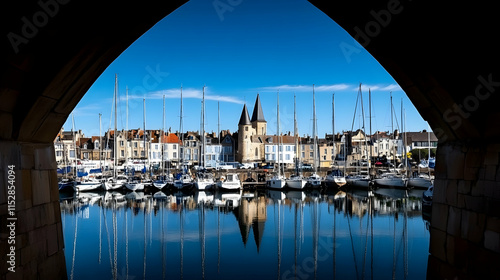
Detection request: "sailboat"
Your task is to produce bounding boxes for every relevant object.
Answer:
[407,124,433,189]
[195,86,215,190]
[124,98,146,191]
[174,85,194,190]
[325,93,347,188]
[104,74,126,191]
[346,86,372,189]
[286,93,306,189]
[268,90,286,189]
[306,85,322,188]
[153,95,172,190]
[373,92,407,188]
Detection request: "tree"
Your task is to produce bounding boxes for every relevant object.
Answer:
[410,148,436,163]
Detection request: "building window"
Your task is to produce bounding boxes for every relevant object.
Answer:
[324,149,327,155]
[245,127,248,131]
[173,152,177,158]
[310,152,313,157]
[255,148,258,157]
[286,154,290,161]
[141,151,145,157]
[302,152,305,158]
[134,142,138,148]
[121,150,124,157]
[134,151,138,157]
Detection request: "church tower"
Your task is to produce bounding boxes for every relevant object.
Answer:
[237,104,252,163]
[251,93,266,135]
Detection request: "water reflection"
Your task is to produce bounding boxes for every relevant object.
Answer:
[60,188,429,280]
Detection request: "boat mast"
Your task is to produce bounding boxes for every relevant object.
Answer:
[202,85,205,169]
[143,98,146,173]
[219,101,223,163]
[277,89,281,177]
[71,112,77,177]
[113,74,118,179]
[313,84,317,173]
[162,95,165,178]
[294,93,299,176]
[99,113,102,169]
[332,93,335,167]
[369,89,372,171]
[390,92,394,169]
[180,85,184,172]
[359,84,368,174]
[126,86,129,167]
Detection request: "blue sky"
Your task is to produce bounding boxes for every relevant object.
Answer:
[64,0,429,138]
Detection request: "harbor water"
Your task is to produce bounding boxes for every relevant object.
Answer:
[60,187,430,279]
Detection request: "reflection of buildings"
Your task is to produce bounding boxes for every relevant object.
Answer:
[236,196,267,251]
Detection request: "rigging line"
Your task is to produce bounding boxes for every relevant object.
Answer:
[347,210,360,280]
[351,84,361,132]
[103,206,114,280]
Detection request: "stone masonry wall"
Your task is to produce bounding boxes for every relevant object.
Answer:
[0,141,66,280]
[428,141,500,279]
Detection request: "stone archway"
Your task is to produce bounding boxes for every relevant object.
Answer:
[1,1,499,279]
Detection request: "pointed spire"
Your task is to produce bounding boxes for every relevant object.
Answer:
[251,93,266,122]
[239,104,251,125]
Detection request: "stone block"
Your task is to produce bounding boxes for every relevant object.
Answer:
[484,230,500,253]
[486,143,500,153]
[33,144,56,170]
[433,179,447,204]
[447,206,461,236]
[484,164,497,181]
[484,151,499,165]
[429,228,447,261]
[46,224,58,256]
[486,217,500,232]
[48,170,59,203]
[465,149,484,168]
[31,170,50,206]
[464,167,479,181]
[431,203,449,232]
[464,195,486,213]
[0,111,13,139]
[461,210,486,244]
[457,180,471,194]
[446,180,458,206]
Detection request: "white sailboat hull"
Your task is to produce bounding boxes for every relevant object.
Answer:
[195,180,214,190]
[407,177,432,189]
[373,177,406,188]
[76,181,102,192]
[125,182,144,191]
[306,174,322,188]
[286,178,306,189]
[268,178,286,189]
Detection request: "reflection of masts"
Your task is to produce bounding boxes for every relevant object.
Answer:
[99,202,102,264]
[143,203,147,280]
[392,210,396,280]
[333,198,336,279]
[180,204,184,280]
[275,200,283,280]
[217,206,221,274]
[103,205,114,279]
[161,201,166,280]
[198,202,206,279]
[347,207,360,280]
[312,198,319,280]
[70,208,78,280]
[126,209,129,280]
[113,202,118,280]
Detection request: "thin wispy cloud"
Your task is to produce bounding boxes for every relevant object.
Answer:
[256,83,401,93]
[256,84,350,92]
[117,87,245,104]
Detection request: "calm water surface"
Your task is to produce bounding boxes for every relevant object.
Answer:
[60,188,430,280]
